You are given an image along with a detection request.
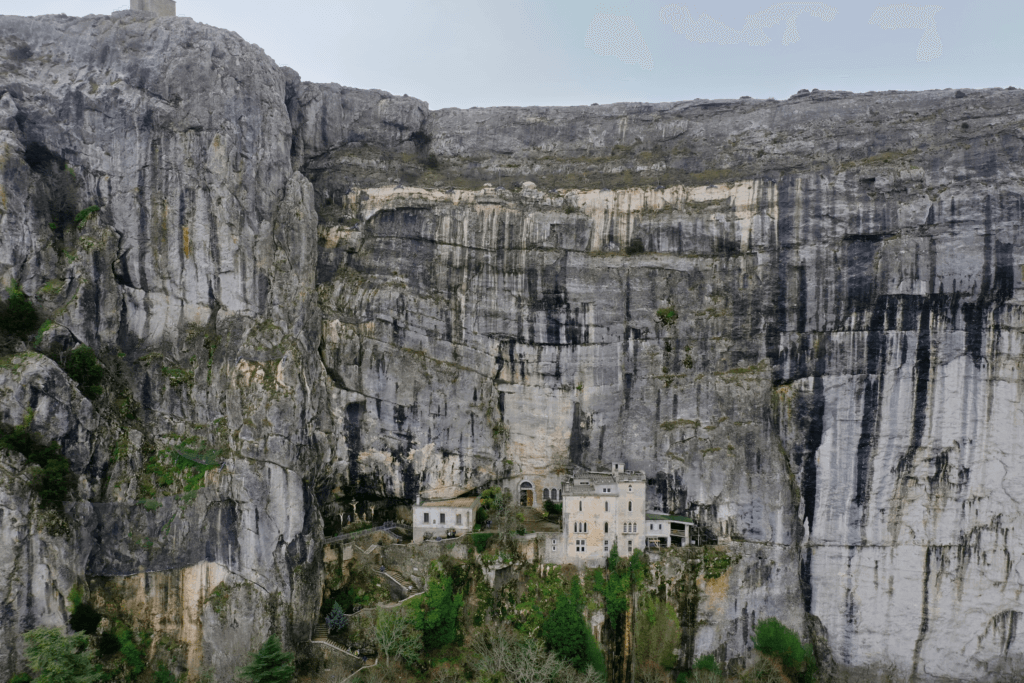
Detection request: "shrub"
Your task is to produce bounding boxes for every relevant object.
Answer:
[656,308,678,325]
[465,532,493,554]
[73,205,99,227]
[0,424,72,510]
[543,500,562,517]
[10,674,33,683]
[624,237,645,255]
[64,346,104,400]
[69,602,102,635]
[695,654,721,674]
[0,283,39,336]
[154,665,177,683]
[116,628,148,677]
[754,618,816,683]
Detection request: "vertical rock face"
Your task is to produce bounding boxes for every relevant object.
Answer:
[0,12,324,680]
[1,11,1024,682]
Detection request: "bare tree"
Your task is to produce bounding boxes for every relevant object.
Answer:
[503,638,563,683]
[429,661,464,683]
[488,489,524,547]
[471,618,599,683]
[373,606,422,665]
[637,661,670,683]
[470,619,521,677]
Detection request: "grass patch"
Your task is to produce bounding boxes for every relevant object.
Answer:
[656,308,678,325]
[137,436,222,498]
[161,366,192,387]
[701,547,732,579]
[73,205,100,228]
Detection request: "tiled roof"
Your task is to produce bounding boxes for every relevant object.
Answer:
[417,497,479,508]
[646,512,694,524]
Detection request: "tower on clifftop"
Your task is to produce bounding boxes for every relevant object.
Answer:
[130,0,176,16]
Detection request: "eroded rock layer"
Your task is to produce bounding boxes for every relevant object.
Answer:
[1,10,1023,682]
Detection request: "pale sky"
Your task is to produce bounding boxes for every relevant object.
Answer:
[2,1,1020,109]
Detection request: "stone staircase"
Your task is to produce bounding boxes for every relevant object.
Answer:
[311,623,360,658]
[377,568,416,595]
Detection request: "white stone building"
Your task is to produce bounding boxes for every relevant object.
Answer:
[411,496,479,542]
[645,512,694,548]
[547,463,647,567]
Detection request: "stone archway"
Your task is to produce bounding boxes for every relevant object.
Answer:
[519,481,534,507]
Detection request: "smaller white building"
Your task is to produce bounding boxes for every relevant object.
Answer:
[412,497,479,542]
[645,512,694,548]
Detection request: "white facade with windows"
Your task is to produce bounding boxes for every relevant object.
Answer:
[411,497,479,542]
[645,512,694,548]
[556,462,646,567]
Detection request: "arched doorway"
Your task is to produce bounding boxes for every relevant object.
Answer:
[520,481,534,507]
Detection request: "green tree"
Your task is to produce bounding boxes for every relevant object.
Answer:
[324,601,346,633]
[63,346,104,401]
[0,283,38,336]
[540,576,589,670]
[753,618,816,683]
[420,573,463,650]
[636,594,682,669]
[24,626,103,683]
[593,544,646,632]
[238,634,295,683]
[115,628,148,677]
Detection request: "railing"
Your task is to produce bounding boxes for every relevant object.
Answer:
[324,522,409,545]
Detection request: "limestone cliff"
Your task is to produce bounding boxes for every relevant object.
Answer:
[1,9,1024,682]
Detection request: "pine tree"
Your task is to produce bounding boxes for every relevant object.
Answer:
[237,634,295,683]
[24,627,103,683]
[540,576,589,670]
[420,573,463,650]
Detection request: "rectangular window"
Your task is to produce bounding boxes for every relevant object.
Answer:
[605,501,609,512]
[579,501,583,511]
[623,523,627,533]
[659,524,663,530]
[423,513,429,523]
[440,513,445,524]
[604,540,609,552]
[576,539,586,552]
[628,540,633,553]
[456,514,462,525]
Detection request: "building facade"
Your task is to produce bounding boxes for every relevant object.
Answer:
[553,463,646,567]
[411,497,479,543]
[645,512,693,548]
